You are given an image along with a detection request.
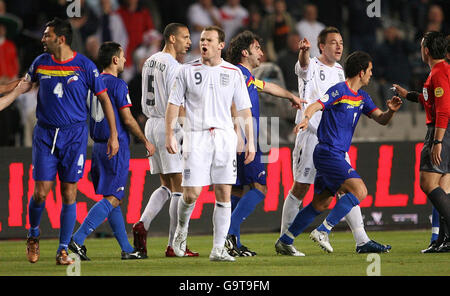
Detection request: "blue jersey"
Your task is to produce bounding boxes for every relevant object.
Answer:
[236,64,265,140]
[317,81,378,152]
[88,73,132,144]
[27,52,106,128]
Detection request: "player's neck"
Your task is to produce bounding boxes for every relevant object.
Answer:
[162,45,177,59]
[239,60,252,72]
[429,58,444,69]
[202,56,222,67]
[102,67,118,77]
[346,78,362,93]
[318,55,335,67]
[52,46,74,62]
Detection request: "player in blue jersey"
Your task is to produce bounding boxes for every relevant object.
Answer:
[68,41,155,260]
[7,18,120,265]
[224,30,304,256]
[275,51,402,255]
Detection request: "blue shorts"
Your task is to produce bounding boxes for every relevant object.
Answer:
[313,143,360,196]
[32,121,88,182]
[91,140,130,200]
[235,148,267,187]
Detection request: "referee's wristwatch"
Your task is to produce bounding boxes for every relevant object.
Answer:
[433,139,443,145]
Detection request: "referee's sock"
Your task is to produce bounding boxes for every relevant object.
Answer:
[72,199,113,247]
[317,192,360,234]
[28,197,46,238]
[228,189,264,248]
[280,203,321,245]
[108,206,134,253]
[428,187,450,233]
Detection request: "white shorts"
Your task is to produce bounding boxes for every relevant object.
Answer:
[292,129,351,184]
[181,128,237,187]
[145,117,183,175]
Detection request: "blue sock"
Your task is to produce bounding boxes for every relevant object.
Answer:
[108,206,134,253]
[58,203,77,253]
[431,206,440,242]
[280,203,321,245]
[231,194,241,212]
[72,199,113,247]
[228,189,265,248]
[28,197,45,238]
[317,192,360,234]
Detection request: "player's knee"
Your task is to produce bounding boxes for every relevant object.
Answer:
[104,196,120,208]
[311,198,328,212]
[352,187,368,201]
[32,191,47,203]
[290,182,310,200]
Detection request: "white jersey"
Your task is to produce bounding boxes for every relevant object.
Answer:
[168,58,252,132]
[294,57,345,132]
[141,52,181,118]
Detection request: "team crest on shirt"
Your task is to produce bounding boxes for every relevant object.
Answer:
[423,88,428,101]
[220,73,230,86]
[93,69,99,77]
[435,87,444,98]
[320,94,329,103]
[331,90,339,98]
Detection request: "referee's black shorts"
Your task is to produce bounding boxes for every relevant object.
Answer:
[420,123,450,174]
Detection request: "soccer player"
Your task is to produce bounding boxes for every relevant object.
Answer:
[132,23,199,257]
[224,30,304,257]
[278,27,391,255]
[275,51,402,256]
[16,18,119,265]
[393,31,450,253]
[69,41,155,260]
[165,26,255,262]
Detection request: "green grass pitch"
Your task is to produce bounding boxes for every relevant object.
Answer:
[1,229,449,276]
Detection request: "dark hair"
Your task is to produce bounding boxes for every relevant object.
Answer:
[203,26,225,43]
[317,26,340,54]
[344,51,372,78]
[226,30,263,65]
[97,41,122,70]
[45,17,73,46]
[163,23,187,42]
[422,31,446,60]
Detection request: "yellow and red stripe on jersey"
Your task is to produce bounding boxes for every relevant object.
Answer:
[36,65,81,77]
[332,95,364,107]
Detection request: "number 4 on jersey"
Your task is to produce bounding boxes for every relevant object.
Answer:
[53,82,64,98]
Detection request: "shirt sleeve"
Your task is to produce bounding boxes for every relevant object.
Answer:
[361,92,379,116]
[117,80,132,110]
[233,70,252,111]
[294,58,312,80]
[168,67,186,107]
[254,78,265,92]
[432,71,450,129]
[26,56,40,83]
[86,60,107,96]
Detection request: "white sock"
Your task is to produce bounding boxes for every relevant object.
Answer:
[280,191,303,235]
[345,205,370,246]
[168,192,182,246]
[177,197,195,233]
[213,201,231,248]
[140,186,171,230]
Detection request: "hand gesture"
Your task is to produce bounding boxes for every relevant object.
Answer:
[392,84,408,99]
[432,142,442,166]
[298,38,311,52]
[387,96,403,112]
[289,95,307,110]
[293,117,309,133]
[244,141,256,165]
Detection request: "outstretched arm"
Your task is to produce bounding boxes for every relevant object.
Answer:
[262,81,306,109]
[298,38,311,69]
[0,79,33,111]
[293,101,323,133]
[0,79,21,95]
[370,96,403,125]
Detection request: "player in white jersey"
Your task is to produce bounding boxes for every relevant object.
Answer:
[166,26,255,262]
[277,27,391,256]
[132,23,199,257]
